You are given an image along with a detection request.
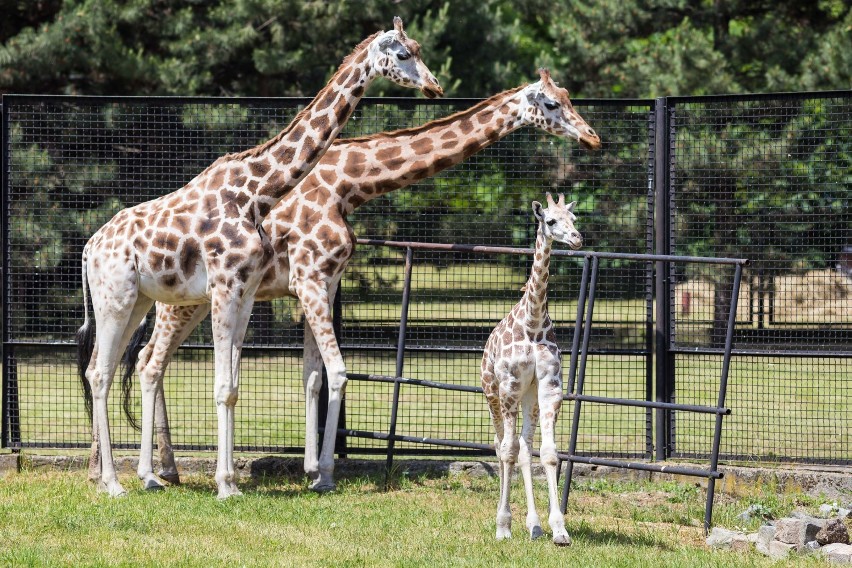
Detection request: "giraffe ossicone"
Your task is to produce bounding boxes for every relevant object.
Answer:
[76,17,442,499]
[118,70,599,494]
[481,193,583,546]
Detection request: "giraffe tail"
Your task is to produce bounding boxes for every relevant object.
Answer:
[119,318,149,432]
[75,249,94,421]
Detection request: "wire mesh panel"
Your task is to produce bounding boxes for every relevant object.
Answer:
[669,92,852,463]
[2,94,654,458]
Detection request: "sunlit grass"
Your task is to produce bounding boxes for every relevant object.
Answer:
[0,468,833,567]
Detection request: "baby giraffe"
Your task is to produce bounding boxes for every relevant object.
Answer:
[480,193,581,546]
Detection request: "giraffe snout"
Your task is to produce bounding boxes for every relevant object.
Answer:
[579,127,601,150]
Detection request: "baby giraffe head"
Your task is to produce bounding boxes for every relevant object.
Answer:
[522,68,600,150]
[371,16,444,99]
[532,192,583,250]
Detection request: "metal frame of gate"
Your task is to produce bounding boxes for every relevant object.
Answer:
[559,251,748,533]
[342,239,746,530]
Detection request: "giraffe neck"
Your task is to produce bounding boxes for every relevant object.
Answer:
[522,225,552,330]
[334,86,529,215]
[233,35,381,222]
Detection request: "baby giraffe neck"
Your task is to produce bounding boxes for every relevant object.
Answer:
[522,225,552,329]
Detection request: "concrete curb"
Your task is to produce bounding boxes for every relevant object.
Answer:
[8,453,852,498]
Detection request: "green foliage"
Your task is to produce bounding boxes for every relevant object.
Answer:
[2,0,850,98]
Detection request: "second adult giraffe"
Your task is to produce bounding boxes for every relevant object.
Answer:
[122,69,600,492]
[76,17,442,499]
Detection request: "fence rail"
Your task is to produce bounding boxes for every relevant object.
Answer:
[2,90,851,466]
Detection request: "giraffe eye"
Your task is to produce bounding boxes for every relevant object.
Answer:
[544,102,560,111]
[546,219,557,226]
[397,51,411,61]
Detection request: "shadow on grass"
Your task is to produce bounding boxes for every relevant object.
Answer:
[246,455,499,493]
[570,523,675,550]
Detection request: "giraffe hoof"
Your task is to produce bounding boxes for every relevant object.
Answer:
[309,480,337,493]
[216,482,243,499]
[553,532,572,547]
[98,480,128,498]
[142,478,165,491]
[158,471,181,485]
[529,525,544,540]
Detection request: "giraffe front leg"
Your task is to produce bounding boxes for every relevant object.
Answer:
[153,383,179,484]
[519,390,543,540]
[301,323,323,487]
[538,369,571,546]
[142,303,210,488]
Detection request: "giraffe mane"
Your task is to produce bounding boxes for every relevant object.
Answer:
[220,31,384,164]
[339,31,383,69]
[337,84,528,145]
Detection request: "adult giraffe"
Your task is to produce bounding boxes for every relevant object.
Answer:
[121,69,600,492]
[76,17,443,499]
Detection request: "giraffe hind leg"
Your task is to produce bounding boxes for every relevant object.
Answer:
[519,389,543,540]
[538,372,571,546]
[89,293,154,497]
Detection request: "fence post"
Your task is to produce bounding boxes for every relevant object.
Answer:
[645,103,656,459]
[654,97,675,461]
[1,97,17,450]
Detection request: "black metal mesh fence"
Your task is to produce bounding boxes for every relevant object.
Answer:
[7,92,847,466]
[2,95,654,456]
[668,92,852,464]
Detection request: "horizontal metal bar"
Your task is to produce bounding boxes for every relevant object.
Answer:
[564,393,730,415]
[666,89,852,104]
[342,345,651,357]
[348,373,482,394]
[357,239,749,265]
[670,347,852,358]
[559,455,723,479]
[1,93,653,108]
[341,429,493,451]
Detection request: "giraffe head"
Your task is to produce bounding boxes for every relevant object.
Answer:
[522,68,600,150]
[532,193,583,250]
[370,16,444,99]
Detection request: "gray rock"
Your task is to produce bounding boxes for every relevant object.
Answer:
[756,524,776,555]
[775,516,825,548]
[768,540,796,560]
[823,542,852,563]
[731,533,754,552]
[840,509,852,519]
[804,540,822,554]
[822,504,840,517]
[0,454,17,478]
[818,518,851,545]
[706,527,743,549]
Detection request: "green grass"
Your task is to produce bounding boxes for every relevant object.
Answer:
[0,467,835,567]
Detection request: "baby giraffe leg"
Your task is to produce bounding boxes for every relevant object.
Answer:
[539,376,571,546]
[519,391,543,539]
[495,379,520,540]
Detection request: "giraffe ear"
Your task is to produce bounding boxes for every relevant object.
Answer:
[567,201,577,212]
[532,200,545,221]
[393,16,405,35]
